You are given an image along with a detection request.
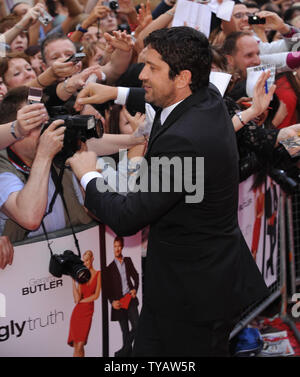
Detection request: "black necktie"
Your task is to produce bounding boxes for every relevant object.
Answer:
[143,109,162,156]
[148,110,162,143]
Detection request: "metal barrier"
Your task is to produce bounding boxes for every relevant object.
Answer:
[290,190,300,290]
[230,188,284,339]
[230,188,300,345]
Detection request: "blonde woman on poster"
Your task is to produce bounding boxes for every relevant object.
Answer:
[68,250,101,357]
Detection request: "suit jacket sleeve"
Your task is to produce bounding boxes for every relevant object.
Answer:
[84,133,196,236]
[126,87,146,114]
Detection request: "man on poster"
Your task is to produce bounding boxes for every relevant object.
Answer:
[68,26,269,356]
[104,236,139,357]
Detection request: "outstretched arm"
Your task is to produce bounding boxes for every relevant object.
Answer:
[232,71,276,132]
[102,31,134,85]
[1,121,65,230]
[0,103,48,149]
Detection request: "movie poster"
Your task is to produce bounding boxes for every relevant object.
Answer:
[104,227,142,357]
[238,175,280,287]
[0,225,102,357]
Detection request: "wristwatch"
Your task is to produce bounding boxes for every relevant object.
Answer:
[10,121,23,141]
[75,24,88,33]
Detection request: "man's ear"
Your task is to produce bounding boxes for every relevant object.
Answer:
[176,70,192,90]
[41,61,47,72]
[225,54,234,69]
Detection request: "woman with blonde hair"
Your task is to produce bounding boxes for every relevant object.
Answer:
[68,250,101,357]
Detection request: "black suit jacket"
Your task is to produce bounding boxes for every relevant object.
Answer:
[104,257,139,321]
[85,84,269,322]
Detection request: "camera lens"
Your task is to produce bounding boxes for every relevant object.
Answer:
[75,266,91,284]
[109,0,119,10]
[95,119,103,138]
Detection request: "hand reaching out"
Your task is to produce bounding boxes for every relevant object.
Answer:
[250,70,276,118]
[16,103,49,138]
[277,123,300,146]
[74,83,118,112]
[134,1,153,40]
[122,107,147,137]
[117,0,136,15]
[67,65,104,91]
[51,58,82,80]
[104,30,134,52]
[19,3,46,29]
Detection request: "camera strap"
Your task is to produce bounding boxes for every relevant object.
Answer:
[42,165,82,258]
[6,147,31,174]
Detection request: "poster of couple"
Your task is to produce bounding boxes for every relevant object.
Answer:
[0,224,142,357]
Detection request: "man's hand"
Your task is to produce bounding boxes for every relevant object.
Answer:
[256,10,290,34]
[19,3,46,29]
[16,103,49,138]
[74,83,118,111]
[277,123,300,148]
[122,107,147,137]
[36,120,65,161]
[134,1,152,40]
[89,3,110,23]
[67,65,104,92]
[250,70,276,118]
[104,30,134,52]
[0,236,14,269]
[67,150,98,181]
[130,289,137,298]
[51,58,82,81]
[112,300,121,309]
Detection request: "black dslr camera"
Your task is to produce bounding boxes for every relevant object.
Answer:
[103,0,119,10]
[49,250,91,284]
[42,106,103,168]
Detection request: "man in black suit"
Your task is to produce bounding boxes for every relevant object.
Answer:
[68,27,269,356]
[104,236,139,357]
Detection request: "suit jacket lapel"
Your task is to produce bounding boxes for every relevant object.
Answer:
[145,87,209,158]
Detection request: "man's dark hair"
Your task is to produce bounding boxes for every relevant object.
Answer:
[144,27,212,92]
[0,86,29,123]
[41,33,74,63]
[243,1,259,8]
[222,31,253,56]
[114,236,124,247]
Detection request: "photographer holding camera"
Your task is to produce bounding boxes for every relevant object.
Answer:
[211,2,300,53]
[0,86,93,243]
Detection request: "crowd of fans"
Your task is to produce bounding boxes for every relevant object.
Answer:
[0,0,300,269]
